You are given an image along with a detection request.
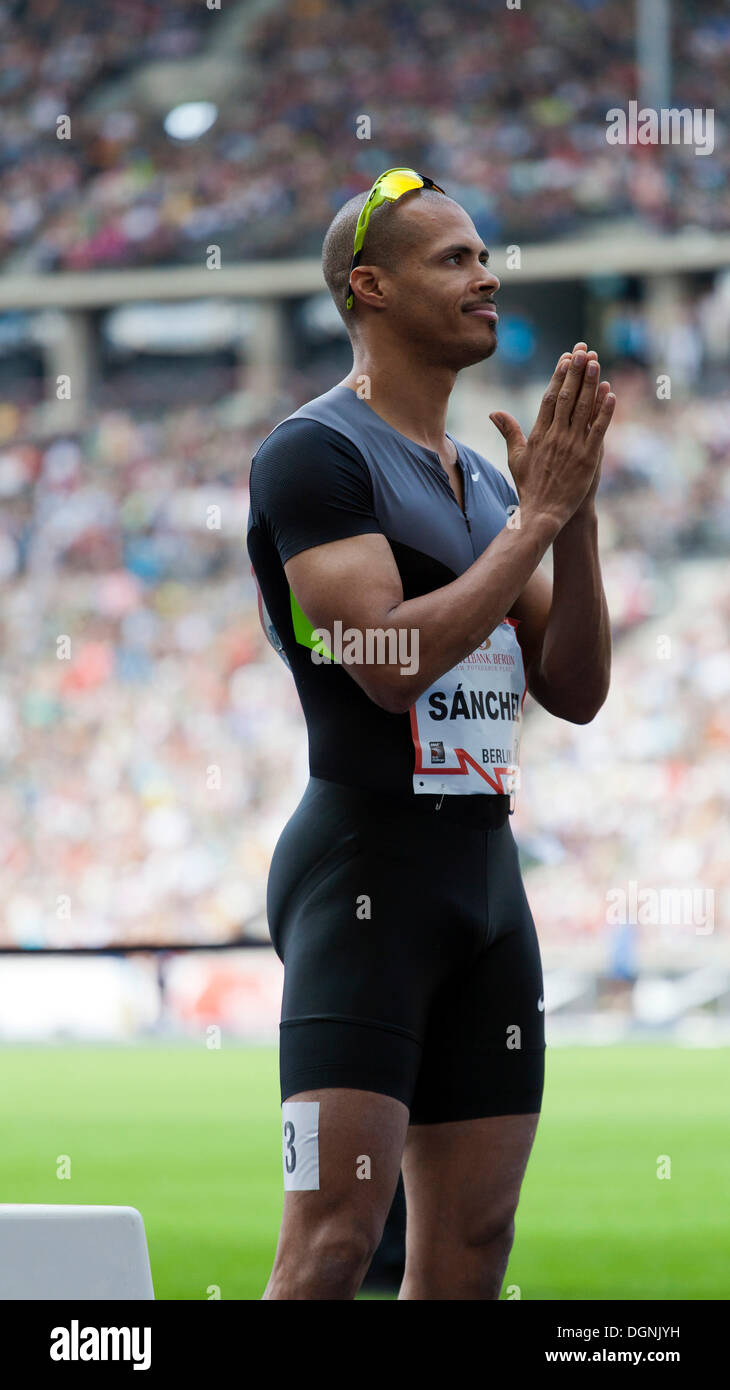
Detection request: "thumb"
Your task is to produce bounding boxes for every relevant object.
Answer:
[489,411,525,448]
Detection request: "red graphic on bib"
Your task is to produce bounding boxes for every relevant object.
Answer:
[409,718,515,792]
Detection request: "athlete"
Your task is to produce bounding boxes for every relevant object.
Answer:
[246,168,615,1300]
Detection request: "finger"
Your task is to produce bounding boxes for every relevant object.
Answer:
[590,380,611,427]
[572,356,601,434]
[553,349,588,425]
[552,346,597,374]
[548,346,597,398]
[562,347,596,364]
[556,348,598,426]
[533,354,575,434]
[583,352,599,423]
[489,411,526,450]
[586,390,616,456]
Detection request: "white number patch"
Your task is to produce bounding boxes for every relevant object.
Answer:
[281,1101,320,1190]
[410,619,526,796]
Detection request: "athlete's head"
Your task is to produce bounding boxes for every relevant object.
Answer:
[322,185,500,371]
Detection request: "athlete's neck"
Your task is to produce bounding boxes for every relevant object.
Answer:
[339,357,457,456]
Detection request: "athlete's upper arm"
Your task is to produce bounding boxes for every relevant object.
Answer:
[508,566,552,701]
[285,533,404,711]
[249,418,404,712]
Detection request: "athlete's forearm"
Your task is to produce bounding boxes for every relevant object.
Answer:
[383,509,560,713]
[528,505,611,723]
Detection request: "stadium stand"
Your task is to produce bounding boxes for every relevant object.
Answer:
[3,0,729,271]
[0,0,727,994]
[1,352,728,958]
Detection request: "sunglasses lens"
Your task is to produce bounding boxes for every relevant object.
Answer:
[378,170,423,199]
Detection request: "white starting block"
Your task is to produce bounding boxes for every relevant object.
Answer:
[0,1205,155,1300]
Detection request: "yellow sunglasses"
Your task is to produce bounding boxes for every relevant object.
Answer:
[346,166,446,310]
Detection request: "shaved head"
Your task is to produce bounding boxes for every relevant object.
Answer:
[322,186,455,337]
[322,184,500,373]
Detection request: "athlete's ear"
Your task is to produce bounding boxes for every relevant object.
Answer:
[348,265,388,311]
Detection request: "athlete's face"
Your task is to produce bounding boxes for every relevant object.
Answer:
[389,202,500,369]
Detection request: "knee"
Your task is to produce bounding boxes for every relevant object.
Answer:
[270,1215,382,1299]
[400,1210,518,1301]
[467,1205,517,1255]
[447,1209,518,1299]
[310,1217,380,1276]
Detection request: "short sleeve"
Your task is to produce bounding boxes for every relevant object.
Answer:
[248,418,383,565]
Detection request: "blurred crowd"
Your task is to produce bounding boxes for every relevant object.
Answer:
[514,574,730,968]
[1,0,727,964]
[2,0,729,272]
[510,366,730,964]
[1,361,728,955]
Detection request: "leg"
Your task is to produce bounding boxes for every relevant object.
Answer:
[263,1087,409,1300]
[263,780,456,1299]
[399,1111,540,1300]
[399,817,546,1299]
[263,779,496,1298]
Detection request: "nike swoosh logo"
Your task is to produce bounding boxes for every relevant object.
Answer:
[537,996,545,1011]
[471,471,480,481]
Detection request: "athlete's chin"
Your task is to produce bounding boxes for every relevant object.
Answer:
[453,334,498,369]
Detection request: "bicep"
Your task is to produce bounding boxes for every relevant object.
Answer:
[284,533,405,711]
[508,566,552,698]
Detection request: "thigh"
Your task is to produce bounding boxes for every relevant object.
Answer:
[276,1087,410,1248]
[401,1110,540,1251]
[410,818,546,1124]
[270,780,484,1109]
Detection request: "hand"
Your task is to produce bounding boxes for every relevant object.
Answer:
[568,345,612,517]
[489,342,615,531]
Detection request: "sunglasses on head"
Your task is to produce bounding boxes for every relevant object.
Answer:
[346,167,446,310]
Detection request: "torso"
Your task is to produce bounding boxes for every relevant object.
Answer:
[438,440,465,515]
[248,388,521,795]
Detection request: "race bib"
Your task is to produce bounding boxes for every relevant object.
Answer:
[409,619,526,797]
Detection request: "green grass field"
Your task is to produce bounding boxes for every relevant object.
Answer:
[1,1043,727,1300]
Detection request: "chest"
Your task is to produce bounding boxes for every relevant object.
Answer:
[437,442,465,515]
[362,438,509,587]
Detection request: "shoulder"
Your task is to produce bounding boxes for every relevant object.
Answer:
[251,417,369,490]
[248,414,380,561]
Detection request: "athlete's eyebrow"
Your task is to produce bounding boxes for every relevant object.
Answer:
[435,243,490,262]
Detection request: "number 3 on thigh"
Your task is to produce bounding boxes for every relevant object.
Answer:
[281,1101,320,1190]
